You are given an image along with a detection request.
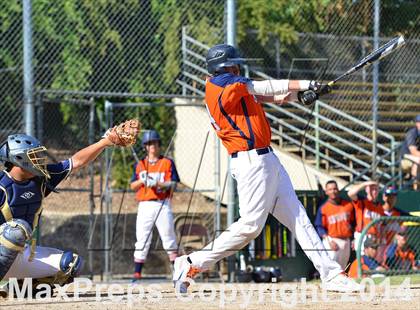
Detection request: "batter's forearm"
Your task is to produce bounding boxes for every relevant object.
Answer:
[71,139,112,171]
[246,80,310,96]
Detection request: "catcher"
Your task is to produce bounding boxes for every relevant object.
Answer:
[0,119,140,296]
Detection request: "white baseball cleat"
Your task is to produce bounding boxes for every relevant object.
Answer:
[322,272,362,292]
[173,255,201,294]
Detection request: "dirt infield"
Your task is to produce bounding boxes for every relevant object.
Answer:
[1,278,419,310]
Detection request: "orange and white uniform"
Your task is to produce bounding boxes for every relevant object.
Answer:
[315,199,355,269]
[131,156,180,263]
[353,198,384,255]
[187,73,343,281]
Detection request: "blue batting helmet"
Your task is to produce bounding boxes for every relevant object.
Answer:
[141,130,161,146]
[0,134,51,178]
[206,44,245,75]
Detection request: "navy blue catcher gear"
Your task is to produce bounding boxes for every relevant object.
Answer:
[0,134,50,179]
[60,251,83,277]
[0,219,32,279]
[142,130,161,146]
[206,44,245,75]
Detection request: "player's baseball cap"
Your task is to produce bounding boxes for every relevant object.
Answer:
[364,237,379,249]
[415,114,420,122]
[397,226,408,236]
[384,186,398,196]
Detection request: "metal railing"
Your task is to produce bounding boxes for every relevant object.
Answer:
[179,28,398,182]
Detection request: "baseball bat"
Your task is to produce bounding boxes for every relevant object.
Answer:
[319,35,405,95]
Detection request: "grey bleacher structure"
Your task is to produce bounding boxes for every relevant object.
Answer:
[178,27,420,186]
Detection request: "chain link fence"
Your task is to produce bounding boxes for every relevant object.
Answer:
[1,0,419,280]
[0,0,224,140]
[36,97,224,278]
[237,0,419,184]
[356,216,420,278]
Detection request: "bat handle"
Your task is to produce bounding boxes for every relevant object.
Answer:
[317,82,333,96]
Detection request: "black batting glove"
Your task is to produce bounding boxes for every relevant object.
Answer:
[298,90,318,106]
[308,80,322,93]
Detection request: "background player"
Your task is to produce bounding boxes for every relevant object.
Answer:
[347,180,384,255]
[383,227,418,271]
[315,180,355,269]
[173,44,361,293]
[130,130,180,281]
[0,119,139,295]
[348,237,386,278]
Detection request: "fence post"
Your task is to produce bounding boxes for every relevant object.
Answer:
[371,0,381,180]
[104,100,113,281]
[390,138,395,183]
[182,26,187,96]
[226,0,237,283]
[88,98,95,279]
[22,0,35,135]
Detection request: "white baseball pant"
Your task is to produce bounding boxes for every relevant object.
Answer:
[134,200,178,262]
[189,150,342,281]
[322,236,351,270]
[3,246,62,279]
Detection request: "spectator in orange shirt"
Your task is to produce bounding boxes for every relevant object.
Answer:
[348,237,386,278]
[315,180,355,269]
[383,227,418,271]
[347,181,384,254]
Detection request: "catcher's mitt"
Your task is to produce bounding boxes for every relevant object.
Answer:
[104,119,141,147]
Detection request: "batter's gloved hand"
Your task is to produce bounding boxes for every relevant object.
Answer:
[308,80,322,93]
[309,80,332,97]
[103,119,141,147]
[139,171,148,183]
[145,177,157,188]
[298,90,318,106]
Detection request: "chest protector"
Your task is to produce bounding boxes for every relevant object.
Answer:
[0,171,44,229]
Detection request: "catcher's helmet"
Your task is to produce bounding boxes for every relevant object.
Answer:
[0,134,50,178]
[206,44,245,75]
[142,130,161,146]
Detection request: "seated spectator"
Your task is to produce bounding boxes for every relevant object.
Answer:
[315,180,355,270]
[383,227,418,271]
[348,237,386,278]
[400,115,420,190]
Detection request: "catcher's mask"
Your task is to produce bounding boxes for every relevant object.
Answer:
[142,130,161,146]
[0,134,51,179]
[206,44,246,76]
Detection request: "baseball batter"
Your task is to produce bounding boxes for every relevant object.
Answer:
[130,130,180,281]
[173,44,361,293]
[315,180,355,269]
[0,119,139,296]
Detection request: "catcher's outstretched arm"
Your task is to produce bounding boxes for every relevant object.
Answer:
[72,119,140,172]
[71,138,113,172]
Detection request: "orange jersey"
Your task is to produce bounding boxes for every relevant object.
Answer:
[348,255,383,278]
[318,200,355,239]
[131,156,180,201]
[354,199,384,236]
[382,209,407,245]
[205,73,271,154]
[383,243,416,270]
